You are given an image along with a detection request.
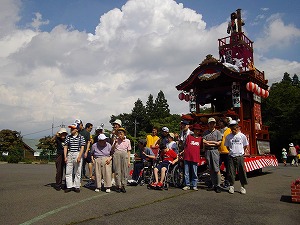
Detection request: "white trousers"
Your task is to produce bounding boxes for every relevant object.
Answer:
[65,151,83,188]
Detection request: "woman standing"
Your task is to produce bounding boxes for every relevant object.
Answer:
[91,134,112,193]
[112,128,131,193]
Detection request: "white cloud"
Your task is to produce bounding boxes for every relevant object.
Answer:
[28,12,50,31]
[0,0,21,37]
[0,0,299,138]
[255,14,300,53]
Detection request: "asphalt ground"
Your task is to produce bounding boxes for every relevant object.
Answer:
[0,162,299,225]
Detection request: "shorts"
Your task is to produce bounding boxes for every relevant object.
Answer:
[85,151,92,163]
[156,161,170,171]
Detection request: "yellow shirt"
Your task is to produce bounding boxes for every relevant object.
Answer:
[219,127,231,154]
[146,134,159,148]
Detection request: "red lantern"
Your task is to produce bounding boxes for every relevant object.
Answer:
[261,89,266,97]
[246,82,253,91]
[246,82,258,92]
[255,87,262,96]
[185,94,190,101]
[178,92,185,101]
[262,90,269,98]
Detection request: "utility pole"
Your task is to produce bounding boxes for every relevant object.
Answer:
[133,118,139,154]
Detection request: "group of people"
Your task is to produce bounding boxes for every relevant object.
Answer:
[281,143,300,166]
[53,116,249,195]
[53,119,132,193]
[179,117,248,194]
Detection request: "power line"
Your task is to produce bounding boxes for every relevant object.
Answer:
[22,125,61,137]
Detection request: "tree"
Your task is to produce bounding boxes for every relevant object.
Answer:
[153,90,170,119]
[37,136,56,161]
[0,129,23,162]
[145,94,155,118]
[131,98,150,134]
[292,74,299,86]
[262,72,300,158]
[282,72,292,84]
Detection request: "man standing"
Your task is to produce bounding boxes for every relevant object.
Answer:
[202,117,222,193]
[64,122,86,193]
[146,127,160,148]
[225,120,249,194]
[81,123,93,179]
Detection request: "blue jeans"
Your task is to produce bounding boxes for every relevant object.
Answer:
[184,160,198,187]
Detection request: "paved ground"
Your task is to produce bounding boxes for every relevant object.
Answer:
[0,162,299,225]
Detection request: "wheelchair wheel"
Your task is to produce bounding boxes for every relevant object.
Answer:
[171,164,184,188]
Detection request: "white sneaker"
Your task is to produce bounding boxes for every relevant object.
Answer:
[95,188,100,192]
[240,187,246,194]
[229,186,234,194]
[182,186,190,190]
[106,188,111,193]
[192,187,198,191]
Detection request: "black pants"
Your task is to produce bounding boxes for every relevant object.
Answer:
[132,161,144,181]
[219,153,229,181]
[55,154,65,187]
[228,156,248,186]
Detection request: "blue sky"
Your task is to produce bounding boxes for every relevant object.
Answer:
[1,0,300,138]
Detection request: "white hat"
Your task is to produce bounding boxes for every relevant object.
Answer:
[289,143,294,147]
[112,119,122,127]
[58,128,67,134]
[229,120,238,126]
[96,126,104,130]
[162,127,169,132]
[282,148,286,152]
[208,117,216,123]
[98,134,107,141]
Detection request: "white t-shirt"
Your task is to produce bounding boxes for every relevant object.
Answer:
[225,132,249,157]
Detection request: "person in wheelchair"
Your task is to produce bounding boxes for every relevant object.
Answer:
[128,139,155,185]
[151,143,178,188]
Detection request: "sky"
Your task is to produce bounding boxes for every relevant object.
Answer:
[1,0,300,139]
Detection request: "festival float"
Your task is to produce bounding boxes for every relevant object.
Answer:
[176,9,278,172]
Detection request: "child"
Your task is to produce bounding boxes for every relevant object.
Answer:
[225,120,249,194]
[181,123,202,191]
[281,148,287,166]
[150,143,178,188]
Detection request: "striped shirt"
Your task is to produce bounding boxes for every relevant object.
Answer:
[64,134,86,152]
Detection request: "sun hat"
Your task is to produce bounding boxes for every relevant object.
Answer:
[289,143,294,147]
[208,117,216,123]
[112,119,122,127]
[117,127,126,133]
[98,133,107,141]
[168,133,175,139]
[58,128,67,134]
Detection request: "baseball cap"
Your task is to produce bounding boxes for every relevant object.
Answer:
[98,133,107,141]
[181,120,189,125]
[229,120,238,126]
[138,139,147,145]
[68,123,80,129]
[162,127,169,132]
[208,117,216,123]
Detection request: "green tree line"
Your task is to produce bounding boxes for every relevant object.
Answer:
[1,73,299,162]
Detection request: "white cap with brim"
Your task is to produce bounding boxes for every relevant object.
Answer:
[98,134,107,141]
